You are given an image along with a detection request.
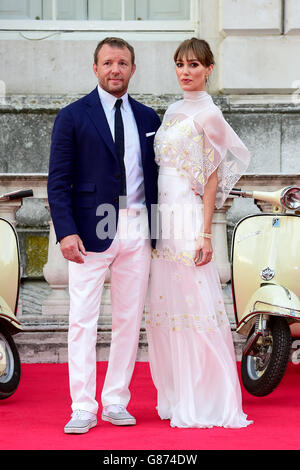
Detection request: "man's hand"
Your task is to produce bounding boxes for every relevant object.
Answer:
[60,234,87,264]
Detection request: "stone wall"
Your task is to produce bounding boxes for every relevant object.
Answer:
[2,93,300,176]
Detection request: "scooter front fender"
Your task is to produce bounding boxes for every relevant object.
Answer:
[0,295,22,335]
[236,284,300,336]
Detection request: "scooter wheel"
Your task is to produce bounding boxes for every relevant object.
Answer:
[0,324,21,399]
[241,316,291,397]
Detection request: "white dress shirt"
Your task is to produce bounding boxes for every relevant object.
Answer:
[97,85,145,209]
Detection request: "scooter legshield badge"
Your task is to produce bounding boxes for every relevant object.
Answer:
[260,267,275,281]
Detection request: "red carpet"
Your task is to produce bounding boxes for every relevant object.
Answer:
[1,361,300,450]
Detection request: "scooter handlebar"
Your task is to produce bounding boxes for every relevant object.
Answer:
[230,188,242,196]
[0,189,33,201]
[230,188,254,198]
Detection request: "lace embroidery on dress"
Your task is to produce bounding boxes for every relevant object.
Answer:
[151,246,195,267]
[145,291,227,332]
[154,91,251,209]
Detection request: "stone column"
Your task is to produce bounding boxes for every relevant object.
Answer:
[0,200,21,226]
[212,199,233,286]
[212,198,234,322]
[42,203,70,316]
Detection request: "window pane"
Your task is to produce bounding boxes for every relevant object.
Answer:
[0,0,41,19]
[56,0,87,20]
[88,0,191,21]
[88,0,121,20]
[136,0,190,20]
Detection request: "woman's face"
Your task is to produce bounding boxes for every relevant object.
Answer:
[175,53,213,92]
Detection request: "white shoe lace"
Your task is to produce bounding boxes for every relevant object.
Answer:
[72,409,95,420]
[105,404,126,414]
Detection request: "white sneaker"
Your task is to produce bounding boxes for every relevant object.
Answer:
[64,409,97,434]
[102,405,136,426]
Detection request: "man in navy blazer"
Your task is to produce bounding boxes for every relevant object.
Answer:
[47,37,161,434]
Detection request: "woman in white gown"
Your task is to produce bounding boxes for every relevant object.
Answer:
[146,38,253,428]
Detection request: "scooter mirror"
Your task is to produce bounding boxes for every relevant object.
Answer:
[280,186,300,210]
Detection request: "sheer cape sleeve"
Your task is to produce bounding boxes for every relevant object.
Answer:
[193,107,251,208]
[157,95,251,209]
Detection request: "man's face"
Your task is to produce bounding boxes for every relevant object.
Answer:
[93,44,136,97]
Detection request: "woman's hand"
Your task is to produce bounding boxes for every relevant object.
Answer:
[194,169,217,266]
[194,236,213,266]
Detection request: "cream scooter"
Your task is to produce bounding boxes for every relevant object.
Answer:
[0,188,33,398]
[230,185,300,396]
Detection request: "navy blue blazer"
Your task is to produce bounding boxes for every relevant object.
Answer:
[47,87,161,252]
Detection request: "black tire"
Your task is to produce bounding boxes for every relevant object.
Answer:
[0,325,21,399]
[241,317,291,397]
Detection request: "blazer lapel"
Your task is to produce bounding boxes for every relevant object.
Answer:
[85,87,117,159]
[128,95,147,165]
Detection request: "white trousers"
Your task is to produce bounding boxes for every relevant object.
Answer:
[68,209,151,415]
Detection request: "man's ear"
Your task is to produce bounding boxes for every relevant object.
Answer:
[92,63,98,78]
[130,63,137,78]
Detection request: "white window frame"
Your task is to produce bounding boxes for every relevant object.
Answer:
[0,0,198,32]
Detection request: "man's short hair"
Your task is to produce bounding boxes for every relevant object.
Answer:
[94,37,135,65]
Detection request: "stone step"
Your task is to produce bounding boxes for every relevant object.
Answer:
[14,328,300,364]
[14,329,147,363]
[13,327,246,363]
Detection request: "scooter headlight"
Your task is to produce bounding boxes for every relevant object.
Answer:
[280,186,300,210]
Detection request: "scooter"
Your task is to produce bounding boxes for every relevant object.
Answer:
[230,185,300,396]
[0,188,33,399]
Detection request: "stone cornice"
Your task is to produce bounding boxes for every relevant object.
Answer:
[1,94,300,114]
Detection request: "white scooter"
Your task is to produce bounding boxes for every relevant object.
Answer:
[0,189,33,398]
[230,185,300,396]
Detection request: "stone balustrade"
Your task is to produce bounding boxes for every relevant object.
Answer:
[0,172,299,362]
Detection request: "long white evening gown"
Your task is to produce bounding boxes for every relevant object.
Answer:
[146,90,253,428]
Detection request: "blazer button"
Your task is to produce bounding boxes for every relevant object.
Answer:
[113,197,118,203]
[115,174,120,179]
